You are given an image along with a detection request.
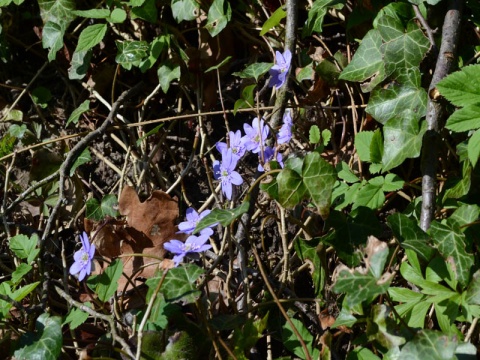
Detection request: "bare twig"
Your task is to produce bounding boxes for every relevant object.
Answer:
[420,0,463,231]
[54,285,135,359]
[413,4,438,53]
[269,0,298,130]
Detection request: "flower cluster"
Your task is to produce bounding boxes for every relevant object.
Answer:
[164,234,212,267]
[70,232,95,281]
[212,111,293,196]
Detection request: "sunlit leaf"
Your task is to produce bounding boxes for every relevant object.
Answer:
[69,148,91,176]
[381,110,426,171]
[75,23,107,52]
[66,100,90,126]
[436,64,480,107]
[195,201,249,233]
[14,313,62,360]
[42,21,64,62]
[87,259,123,302]
[277,168,307,209]
[205,0,231,37]
[146,264,204,303]
[428,221,474,287]
[260,6,286,36]
[339,30,385,92]
[157,61,181,93]
[116,40,149,70]
[171,0,199,22]
[232,63,273,82]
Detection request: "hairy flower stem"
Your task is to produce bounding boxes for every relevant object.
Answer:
[420,0,463,232]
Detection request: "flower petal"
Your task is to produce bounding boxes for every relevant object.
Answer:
[69,261,83,275]
[230,171,243,185]
[223,180,233,200]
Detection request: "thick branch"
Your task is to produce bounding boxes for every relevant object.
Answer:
[420,0,463,231]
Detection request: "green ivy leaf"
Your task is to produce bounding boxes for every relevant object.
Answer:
[66,100,90,126]
[205,0,231,37]
[232,62,273,82]
[14,313,62,360]
[131,0,158,23]
[116,40,149,70]
[366,83,427,125]
[377,16,430,80]
[260,6,286,36]
[381,110,426,171]
[387,213,434,262]
[295,237,325,297]
[443,160,472,200]
[146,264,204,303]
[445,104,480,132]
[355,131,375,162]
[140,35,169,72]
[368,304,406,349]
[38,0,76,32]
[42,21,64,62]
[157,61,181,93]
[234,84,256,114]
[205,56,232,73]
[9,234,40,264]
[333,269,392,308]
[171,0,199,22]
[339,30,385,92]
[277,168,307,209]
[71,9,110,18]
[302,0,345,38]
[75,23,107,52]
[87,259,123,302]
[428,221,474,287]
[436,64,480,107]
[69,148,91,176]
[302,152,336,218]
[399,330,457,359]
[85,194,119,221]
[195,200,249,233]
[466,270,480,305]
[68,49,92,80]
[382,173,404,192]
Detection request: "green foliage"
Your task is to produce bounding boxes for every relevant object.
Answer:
[14,313,63,360]
[85,194,119,220]
[87,259,123,302]
[233,63,273,82]
[146,264,204,304]
[205,0,231,37]
[195,200,249,233]
[260,7,286,36]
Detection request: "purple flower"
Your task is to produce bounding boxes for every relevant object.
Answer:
[277,110,293,144]
[213,148,244,200]
[242,117,269,154]
[177,207,214,237]
[164,234,212,267]
[268,50,292,89]
[216,130,246,159]
[69,232,95,281]
[258,146,284,172]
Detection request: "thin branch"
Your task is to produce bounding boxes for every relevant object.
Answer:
[413,4,438,53]
[269,0,298,130]
[420,0,463,231]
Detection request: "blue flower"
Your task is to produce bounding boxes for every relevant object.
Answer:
[177,207,214,237]
[258,146,284,172]
[268,50,292,89]
[216,130,246,159]
[69,232,95,281]
[213,148,244,200]
[277,109,293,144]
[163,234,212,267]
[242,117,269,154]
